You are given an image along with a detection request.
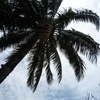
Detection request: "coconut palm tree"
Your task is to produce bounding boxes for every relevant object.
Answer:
[0,0,100,91]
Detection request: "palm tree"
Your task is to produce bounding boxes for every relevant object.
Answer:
[0,0,100,91]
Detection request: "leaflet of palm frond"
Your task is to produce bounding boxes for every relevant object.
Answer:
[56,8,99,30]
[60,29,100,63]
[27,48,39,89]
[0,30,34,52]
[57,35,85,81]
[33,53,44,92]
[48,39,62,83]
[27,48,38,89]
[27,42,45,92]
[45,64,53,84]
[44,44,53,84]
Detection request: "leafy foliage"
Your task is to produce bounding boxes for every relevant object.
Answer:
[0,0,100,92]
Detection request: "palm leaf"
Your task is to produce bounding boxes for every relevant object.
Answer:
[56,8,99,30]
[33,53,44,92]
[74,8,100,30]
[27,48,39,90]
[27,47,44,92]
[43,44,53,84]
[48,38,62,82]
[57,35,85,81]
[60,29,100,63]
[0,30,34,52]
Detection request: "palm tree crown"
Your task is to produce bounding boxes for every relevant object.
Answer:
[0,0,100,91]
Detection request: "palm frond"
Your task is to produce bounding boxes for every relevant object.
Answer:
[27,47,44,92]
[27,34,48,91]
[0,30,34,52]
[44,45,53,84]
[48,38,62,82]
[55,8,100,30]
[36,0,63,18]
[33,53,44,92]
[60,29,100,63]
[27,48,39,90]
[45,64,53,84]
[57,35,85,81]
[74,8,100,30]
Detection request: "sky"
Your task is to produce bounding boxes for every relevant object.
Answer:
[0,0,100,100]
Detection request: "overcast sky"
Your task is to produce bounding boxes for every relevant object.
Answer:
[0,0,100,100]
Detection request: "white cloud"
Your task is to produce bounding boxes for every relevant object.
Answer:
[0,0,100,100]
